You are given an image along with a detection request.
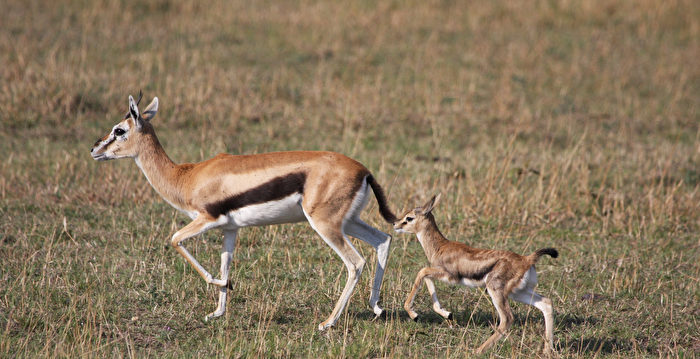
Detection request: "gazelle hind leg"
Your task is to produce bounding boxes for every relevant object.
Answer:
[344,218,392,316]
[305,212,366,330]
[476,287,514,354]
[511,288,555,354]
[205,229,238,321]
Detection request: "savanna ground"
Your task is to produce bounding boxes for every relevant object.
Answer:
[1,0,698,357]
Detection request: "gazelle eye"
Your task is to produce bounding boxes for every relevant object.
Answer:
[406,217,414,222]
[114,128,126,136]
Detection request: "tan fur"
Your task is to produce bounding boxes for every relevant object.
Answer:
[394,194,557,355]
[91,95,396,329]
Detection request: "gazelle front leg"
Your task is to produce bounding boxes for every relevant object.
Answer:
[404,267,452,321]
[170,215,228,287]
[424,277,452,319]
[205,229,238,322]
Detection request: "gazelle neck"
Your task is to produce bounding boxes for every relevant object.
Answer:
[133,126,187,213]
[416,215,449,263]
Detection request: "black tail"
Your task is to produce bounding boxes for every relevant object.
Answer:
[366,175,398,223]
[529,248,559,263]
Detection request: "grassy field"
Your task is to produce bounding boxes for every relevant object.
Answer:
[1,0,698,357]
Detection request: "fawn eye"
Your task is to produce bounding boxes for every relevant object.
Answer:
[114,128,126,136]
[406,217,414,222]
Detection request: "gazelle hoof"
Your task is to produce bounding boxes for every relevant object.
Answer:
[446,312,453,320]
[318,321,333,331]
[204,311,225,322]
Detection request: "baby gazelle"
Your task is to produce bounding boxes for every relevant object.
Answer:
[394,194,558,355]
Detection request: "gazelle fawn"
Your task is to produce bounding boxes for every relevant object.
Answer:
[394,194,558,354]
[90,93,397,330]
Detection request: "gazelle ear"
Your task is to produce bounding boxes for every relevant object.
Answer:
[419,193,441,214]
[141,97,158,121]
[128,95,142,130]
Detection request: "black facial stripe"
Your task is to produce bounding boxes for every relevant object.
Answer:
[205,172,307,218]
[103,135,116,147]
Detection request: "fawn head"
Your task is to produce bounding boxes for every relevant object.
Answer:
[393,193,441,234]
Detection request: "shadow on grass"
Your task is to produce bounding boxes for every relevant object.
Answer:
[555,312,598,329]
[356,309,625,355]
[354,308,495,326]
[358,309,596,328]
[565,337,632,354]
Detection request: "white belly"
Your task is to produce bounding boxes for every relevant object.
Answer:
[460,278,486,288]
[225,193,306,227]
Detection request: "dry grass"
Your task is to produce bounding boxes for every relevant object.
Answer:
[1,0,698,357]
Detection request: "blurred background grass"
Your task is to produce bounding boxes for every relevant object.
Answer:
[0,0,698,357]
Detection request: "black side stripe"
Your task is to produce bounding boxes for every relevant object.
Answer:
[205,172,307,217]
[460,261,497,281]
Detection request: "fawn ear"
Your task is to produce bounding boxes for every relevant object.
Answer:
[419,193,441,214]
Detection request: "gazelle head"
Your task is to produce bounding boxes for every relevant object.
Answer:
[393,193,441,234]
[90,92,159,161]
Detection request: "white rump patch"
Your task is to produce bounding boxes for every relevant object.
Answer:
[514,266,538,292]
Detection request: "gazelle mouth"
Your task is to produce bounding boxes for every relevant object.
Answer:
[91,153,110,161]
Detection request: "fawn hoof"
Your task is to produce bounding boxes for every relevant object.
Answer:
[318,321,334,331]
[543,344,556,356]
[446,312,453,320]
[226,280,233,290]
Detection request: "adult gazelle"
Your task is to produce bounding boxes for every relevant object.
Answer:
[91,93,397,330]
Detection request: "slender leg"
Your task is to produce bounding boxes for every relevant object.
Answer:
[404,267,452,320]
[305,212,366,331]
[424,278,452,319]
[345,219,392,316]
[511,288,555,355]
[476,286,514,354]
[205,229,238,322]
[170,215,228,286]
